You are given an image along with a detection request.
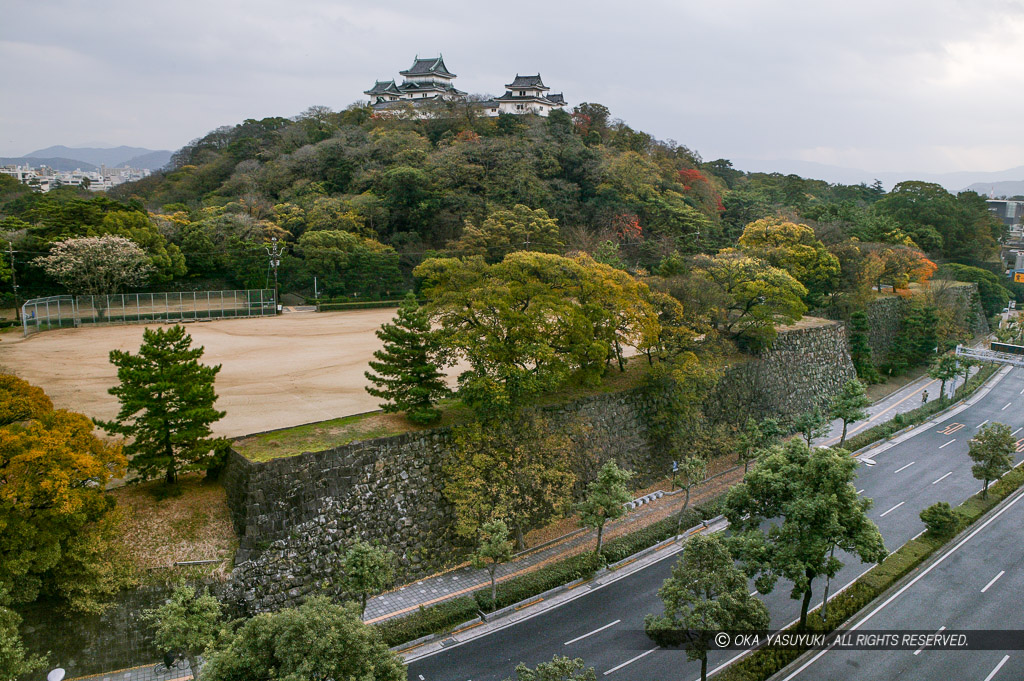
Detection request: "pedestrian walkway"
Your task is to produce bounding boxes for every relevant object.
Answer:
[75,360,987,681]
[817,365,979,448]
[71,660,194,681]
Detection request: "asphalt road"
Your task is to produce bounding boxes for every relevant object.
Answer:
[407,367,1024,681]
[780,481,1024,681]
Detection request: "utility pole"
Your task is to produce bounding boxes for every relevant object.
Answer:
[8,241,19,322]
[264,237,284,314]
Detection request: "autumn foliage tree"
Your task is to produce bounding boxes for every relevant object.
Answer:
[0,374,52,427]
[0,402,129,611]
[736,217,840,305]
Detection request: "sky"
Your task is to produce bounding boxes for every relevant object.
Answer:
[3,0,1024,175]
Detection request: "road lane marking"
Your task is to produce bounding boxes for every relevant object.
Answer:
[1002,402,1012,411]
[1016,438,1024,453]
[938,423,965,435]
[750,589,758,596]
[564,619,620,645]
[894,461,915,473]
[861,458,876,466]
[603,647,658,675]
[880,501,905,517]
[932,472,953,485]
[939,439,956,449]
[1020,386,1024,395]
[1014,427,1023,436]
[780,487,1024,681]
[418,676,425,680]
[913,626,946,655]
[981,571,1006,593]
[822,379,936,445]
[983,655,1010,681]
[979,420,989,427]
[857,489,865,495]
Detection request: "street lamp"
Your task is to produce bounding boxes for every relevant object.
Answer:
[264,237,284,314]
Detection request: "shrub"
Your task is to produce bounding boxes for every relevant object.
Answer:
[474,552,603,612]
[374,596,479,647]
[919,502,958,538]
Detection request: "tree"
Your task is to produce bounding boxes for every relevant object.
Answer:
[364,292,449,425]
[201,597,404,681]
[724,440,887,629]
[736,417,782,473]
[449,205,564,262]
[674,457,707,536]
[504,655,596,681]
[846,311,880,383]
[36,235,153,297]
[143,584,223,681]
[792,407,829,447]
[99,325,225,485]
[0,599,46,681]
[928,354,960,401]
[0,409,128,611]
[577,461,633,557]
[474,520,514,604]
[645,534,770,681]
[691,251,807,352]
[340,541,396,616]
[736,217,840,305]
[968,422,1015,498]
[0,374,53,427]
[444,413,578,550]
[829,379,870,446]
[920,502,959,539]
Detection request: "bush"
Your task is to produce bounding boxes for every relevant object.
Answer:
[920,502,958,538]
[474,552,603,612]
[374,596,479,647]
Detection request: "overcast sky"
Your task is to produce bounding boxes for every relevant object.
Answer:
[3,0,1024,174]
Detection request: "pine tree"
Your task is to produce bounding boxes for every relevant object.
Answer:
[365,292,448,425]
[99,325,225,485]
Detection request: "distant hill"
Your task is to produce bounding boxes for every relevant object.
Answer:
[0,157,98,172]
[962,180,1024,198]
[730,158,1024,193]
[21,145,171,170]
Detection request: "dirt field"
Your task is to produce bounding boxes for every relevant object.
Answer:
[0,309,420,437]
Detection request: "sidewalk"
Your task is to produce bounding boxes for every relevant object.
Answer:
[73,363,973,681]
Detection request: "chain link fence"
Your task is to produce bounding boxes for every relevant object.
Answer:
[21,289,277,336]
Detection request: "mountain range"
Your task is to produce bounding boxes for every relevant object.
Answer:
[730,158,1024,194]
[2,145,172,171]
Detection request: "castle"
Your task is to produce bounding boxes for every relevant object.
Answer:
[364,55,567,117]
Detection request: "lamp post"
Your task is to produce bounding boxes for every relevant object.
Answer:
[264,237,284,314]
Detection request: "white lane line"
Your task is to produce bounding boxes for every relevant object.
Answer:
[418,676,425,680]
[780,488,1024,681]
[880,501,905,517]
[603,647,658,675]
[914,626,946,655]
[1020,386,1024,395]
[750,589,758,596]
[979,420,990,428]
[894,461,915,473]
[564,619,620,645]
[984,655,1010,681]
[939,439,956,449]
[932,471,953,485]
[1014,427,1023,436]
[981,571,1006,594]
[1002,402,1012,411]
[857,489,865,495]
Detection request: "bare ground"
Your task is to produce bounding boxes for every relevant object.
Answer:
[0,310,406,437]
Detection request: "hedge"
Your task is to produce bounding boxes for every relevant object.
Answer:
[318,299,407,311]
[842,362,998,453]
[474,552,604,612]
[374,596,479,648]
[716,464,1024,681]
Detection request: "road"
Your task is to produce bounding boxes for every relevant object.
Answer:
[407,367,1024,681]
[779,481,1024,681]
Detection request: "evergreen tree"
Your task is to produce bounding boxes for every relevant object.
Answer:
[340,541,396,616]
[968,422,1015,499]
[99,325,225,485]
[577,460,633,557]
[847,311,879,382]
[473,520,514,604]
[829,379,871,447]
[365,292,448,425]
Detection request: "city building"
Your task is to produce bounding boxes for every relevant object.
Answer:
[0,163,150,193]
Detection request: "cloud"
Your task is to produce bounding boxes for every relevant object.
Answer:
[2,0,1023,173]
